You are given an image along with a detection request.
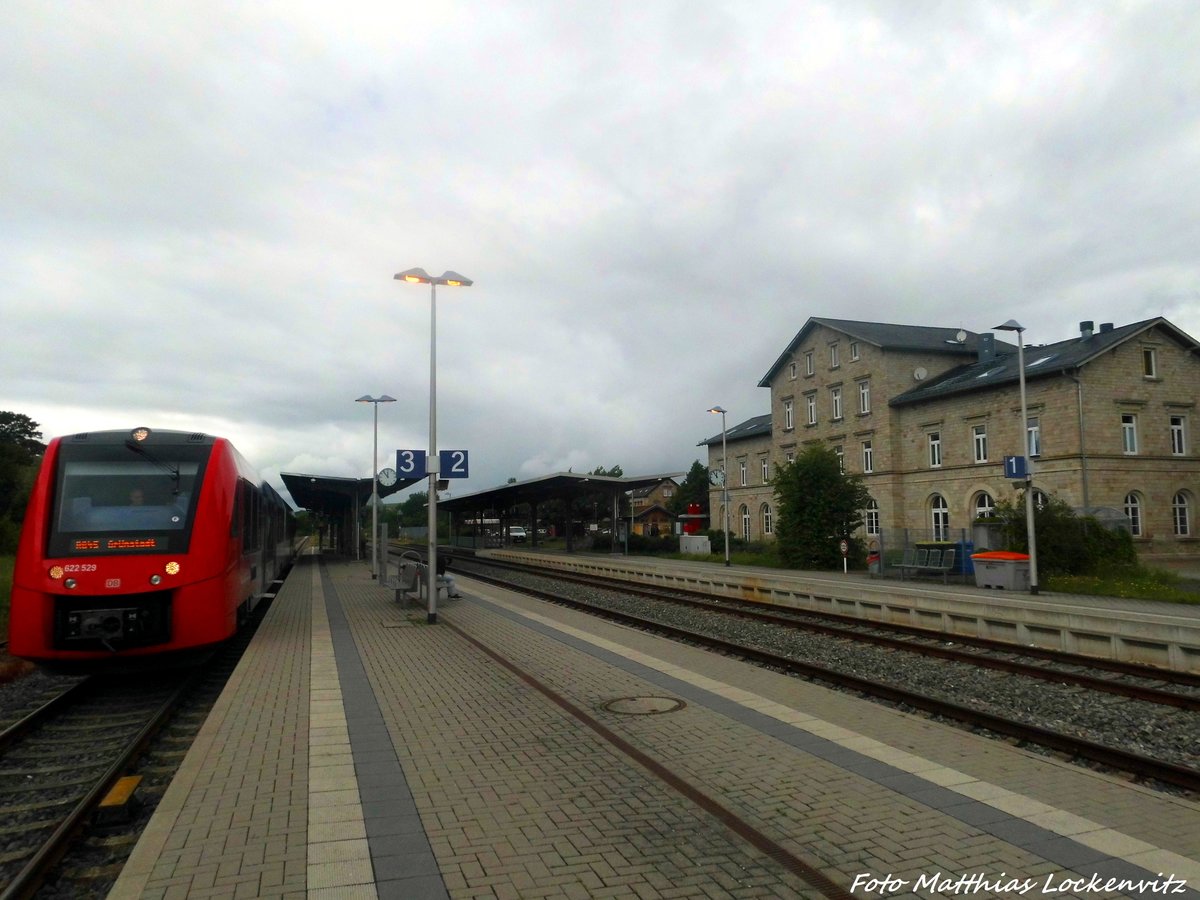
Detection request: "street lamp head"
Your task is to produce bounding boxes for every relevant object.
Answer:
[707,406,727,415]
[994,319,1025,333]
[356,395,397,403]
[395,267,473,288]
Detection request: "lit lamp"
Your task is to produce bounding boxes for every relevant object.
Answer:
[356,394,395,579]
[395,267,473,623]
[707,406,731,567]
[994,319,1039,594]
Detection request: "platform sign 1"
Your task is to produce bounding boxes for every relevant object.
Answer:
[439,449,469,479]
[1003,455,1028,479]
[396,449,427,478]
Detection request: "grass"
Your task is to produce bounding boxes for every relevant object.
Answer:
[0,553,35,685]
[1044,568,1200,604]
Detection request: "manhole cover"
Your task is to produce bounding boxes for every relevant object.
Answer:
[602,696,686,715]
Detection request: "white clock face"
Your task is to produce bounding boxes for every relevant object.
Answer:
[709,469,725,486]
[378,467,397,486]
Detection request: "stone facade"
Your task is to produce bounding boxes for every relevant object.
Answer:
[705,317,1200,564]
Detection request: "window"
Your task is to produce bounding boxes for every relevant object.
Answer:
[1171,415,1187,456]
[739,460,747,486]
[930,495,949,541]
[784,399,794,431]
[785,451,794,464]
[1143,348,1157,378]
[858,380,870,414]
[831,386,843,421]
[805,393,817,426]
[789,362,797,380]
[1124,493,1142,537]
[760,457,769,483]
[974,492,995,519]
[761,504,773,536]
[830,343,840,368]
[972,424,988,463]
[928,431,942,468]
[865,498,880,535]
[861,440,873,473]
[834,445,844,473]
[1122,413,1139,454]
[1173,492,1191,536]
[850,341,860,361]
[740,505,751,541]
[1027,416,1041,457]
[804,351,814,376]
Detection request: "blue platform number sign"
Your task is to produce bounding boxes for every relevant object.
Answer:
[439,449,469,479]
[396,449,427,478]
[1003,455,1028,479]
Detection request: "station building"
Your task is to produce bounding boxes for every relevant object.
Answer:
[702,316,1200,564]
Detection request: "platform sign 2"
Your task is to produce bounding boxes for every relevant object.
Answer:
[1003,455,1028,479]
[396,449,427,478]
[439,449,469,479]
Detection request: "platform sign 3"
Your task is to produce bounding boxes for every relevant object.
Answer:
[439,449,469,479]
[396,449,427,478]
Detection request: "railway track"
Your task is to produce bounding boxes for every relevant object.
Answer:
[442,552,1200,793]
[0,671,198,899]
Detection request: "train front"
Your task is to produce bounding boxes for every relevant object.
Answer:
[8,428,232,667]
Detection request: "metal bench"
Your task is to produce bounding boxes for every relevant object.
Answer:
[897,547,957,583]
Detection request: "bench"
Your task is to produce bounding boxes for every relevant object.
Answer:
[896,547,957,583]
[384,556,460,604]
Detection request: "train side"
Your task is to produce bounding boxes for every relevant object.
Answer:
[7,428,296,668]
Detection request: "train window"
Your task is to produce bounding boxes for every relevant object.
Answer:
[56,460,200,533]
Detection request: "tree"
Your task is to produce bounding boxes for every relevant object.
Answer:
[992,491,1136,576]
[0,411,44,552]
[773,445,870,569]
[668,460,710,517]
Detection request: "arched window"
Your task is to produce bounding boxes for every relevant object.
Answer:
[761,504,773,536]
[739,504,750,542]
[930,494,949,541]
[1124,493,1142,537]
[864,499,880,536]
[973,492,995,519]
[1173,492,1192,537]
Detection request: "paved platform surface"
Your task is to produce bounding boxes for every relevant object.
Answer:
[109,552,1200,898]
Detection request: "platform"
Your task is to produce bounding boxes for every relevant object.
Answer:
[108,553,1200,899]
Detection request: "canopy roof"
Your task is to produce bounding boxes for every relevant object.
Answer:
[438,471,682,514]
[280,471,418,517]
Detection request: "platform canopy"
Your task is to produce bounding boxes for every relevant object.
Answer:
[280,471,420,554]
[438,471,680,515]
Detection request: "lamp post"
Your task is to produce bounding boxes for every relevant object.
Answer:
[707,406,731,566]
[994,319,1039,594]
[356,394,396,579]
[395,267,473,623]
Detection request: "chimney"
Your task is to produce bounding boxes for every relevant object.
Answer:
[977,333,995,362]
[1100,322,1114,333]
[1079,321,1094,339]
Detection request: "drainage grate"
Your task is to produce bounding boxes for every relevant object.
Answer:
[602,696,685,715]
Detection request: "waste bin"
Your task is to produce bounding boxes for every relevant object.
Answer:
[970,551,1030,590]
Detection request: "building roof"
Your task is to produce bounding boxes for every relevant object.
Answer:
[698,413,772,447]
[890,317,1200,406]
[280,472,416,516]
[759,317,1008,386]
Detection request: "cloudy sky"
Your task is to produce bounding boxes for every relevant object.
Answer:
[4,1,1199,507]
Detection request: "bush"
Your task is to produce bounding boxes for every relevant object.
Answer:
[993,492,1136,576]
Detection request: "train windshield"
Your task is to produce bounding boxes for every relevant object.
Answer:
[49,441,212,556]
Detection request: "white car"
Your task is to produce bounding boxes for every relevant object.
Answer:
[509,526,528,543]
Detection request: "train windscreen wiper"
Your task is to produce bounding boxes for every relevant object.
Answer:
[124,439,182,495]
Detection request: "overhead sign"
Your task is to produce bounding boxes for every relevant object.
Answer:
[1003,455,1028,479]
[396,449,427,478]
[394,449,469,478]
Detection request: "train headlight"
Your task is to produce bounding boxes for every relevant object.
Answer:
[149,574,163,585]
[64,578,77,589]
[165,561,180,575]
[49,566,64,580]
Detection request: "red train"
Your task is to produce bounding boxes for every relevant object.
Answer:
[8,427,296,669]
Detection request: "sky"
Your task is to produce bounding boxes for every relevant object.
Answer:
[4,0,1199,508]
